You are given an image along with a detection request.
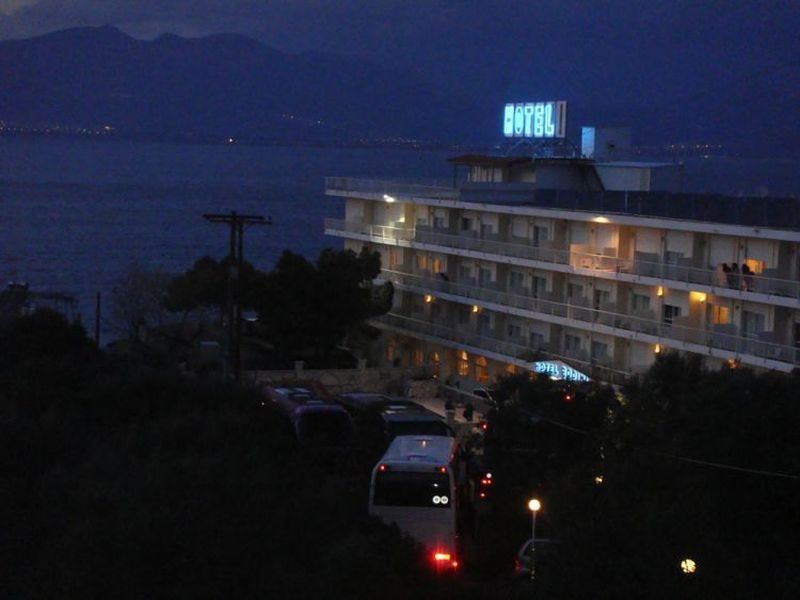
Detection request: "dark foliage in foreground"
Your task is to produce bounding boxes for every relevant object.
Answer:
[0,311,472,599]
[476,357,800,598]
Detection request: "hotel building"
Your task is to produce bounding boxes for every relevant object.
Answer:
[324,153,800,386]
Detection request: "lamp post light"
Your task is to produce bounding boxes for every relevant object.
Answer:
[680,558,697,574]
[527,498,541,581]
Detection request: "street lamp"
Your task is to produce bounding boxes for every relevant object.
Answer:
[680,558,697,574]
[527,498,541,581]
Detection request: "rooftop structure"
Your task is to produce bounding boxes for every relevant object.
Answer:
[326,154,800,385]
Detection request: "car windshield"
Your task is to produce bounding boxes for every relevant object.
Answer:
[297,412,353,445]
[374,471,451,508]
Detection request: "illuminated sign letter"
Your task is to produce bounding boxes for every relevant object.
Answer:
[523,103,535,137]
[533,104,544,137]
[514,105,524,136]
[544,102,555,137]
[503,104,515,137]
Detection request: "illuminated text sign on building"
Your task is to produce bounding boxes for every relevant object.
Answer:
[503,101,567,139]
[533,360,590,382]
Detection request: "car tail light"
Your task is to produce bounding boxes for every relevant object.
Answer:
[378,464,387,472]
[432,551,458,570]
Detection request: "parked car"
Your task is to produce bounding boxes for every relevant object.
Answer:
[514,535,557,579]
[471,386,497,407]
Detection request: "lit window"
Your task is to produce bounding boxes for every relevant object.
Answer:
[744,258,764,274]
[475,356,489,383]
[458,351,470,376]
[689,291,707,303]
[711,305,730,325]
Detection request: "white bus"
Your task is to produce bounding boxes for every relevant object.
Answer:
[368,435,460,571]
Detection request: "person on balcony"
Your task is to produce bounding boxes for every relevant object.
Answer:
[722,263,732,287]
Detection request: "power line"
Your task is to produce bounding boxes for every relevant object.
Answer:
[520,409,800,482]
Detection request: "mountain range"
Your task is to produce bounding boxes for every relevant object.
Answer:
[0,25,479,145]
[0,25,798,156]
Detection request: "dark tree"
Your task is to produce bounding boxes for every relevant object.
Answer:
[545,353,800,599]
[255,248,390,367]
[164,255,265,318]
[0,308,94,369]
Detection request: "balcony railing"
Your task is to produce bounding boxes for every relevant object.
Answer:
[375,312,629,384]
[326,177,457,200]
[380,269,800,370]
[326,177,800,230]
[325,218,800,302]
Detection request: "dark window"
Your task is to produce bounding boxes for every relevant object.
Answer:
[374,471,452,508]
[662,304,681,325]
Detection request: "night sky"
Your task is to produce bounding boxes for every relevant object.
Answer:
[2,0,798,112]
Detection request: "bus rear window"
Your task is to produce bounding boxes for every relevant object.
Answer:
[374,471,451,508]
[388,421,453,439]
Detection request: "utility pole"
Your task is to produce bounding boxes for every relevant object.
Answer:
[203,211,272,381]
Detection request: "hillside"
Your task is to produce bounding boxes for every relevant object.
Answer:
[0,25,471,144]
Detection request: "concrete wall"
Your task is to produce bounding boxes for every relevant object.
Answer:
[246,363,433,395]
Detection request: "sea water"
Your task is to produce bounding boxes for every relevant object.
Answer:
[1,136,798,332]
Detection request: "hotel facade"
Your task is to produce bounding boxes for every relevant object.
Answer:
[325,154,800,386]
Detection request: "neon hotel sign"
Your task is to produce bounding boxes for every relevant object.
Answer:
[533,360,590,382]
[503,101,567,139]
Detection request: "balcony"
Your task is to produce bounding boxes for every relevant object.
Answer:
[326,177,800,230]
[374,311,629,384]
[325,218,800,303]
[325,177,457,201]
[379,269,800,372]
